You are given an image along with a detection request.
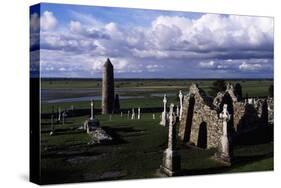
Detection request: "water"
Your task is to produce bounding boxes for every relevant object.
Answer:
[45,95,145,104]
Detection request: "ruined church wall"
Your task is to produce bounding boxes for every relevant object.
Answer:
[233,102,245,131]
[189,102,223,149]
[178,84,223,149]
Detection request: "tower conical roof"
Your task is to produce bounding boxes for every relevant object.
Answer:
[104,58,113,67]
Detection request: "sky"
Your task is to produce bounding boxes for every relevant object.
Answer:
[30,3,274,79]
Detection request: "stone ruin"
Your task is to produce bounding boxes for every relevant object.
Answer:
[178,83,273,149]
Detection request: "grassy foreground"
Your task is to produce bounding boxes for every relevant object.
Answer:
[40,113,273,184]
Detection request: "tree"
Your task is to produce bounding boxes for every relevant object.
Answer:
[209,80,226,96]
[269,84,273,97]
[234,83,242,101]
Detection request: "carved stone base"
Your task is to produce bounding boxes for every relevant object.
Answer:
[84,118,100,133]
[160,112,167,127]
[213,152,231,166]
[160,149,181,176]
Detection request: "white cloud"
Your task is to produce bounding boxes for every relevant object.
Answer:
[69,20,82,33]
[39,11,273,78]
[199,60,215,68]
[239,62,262,71]
[40,11,57,31]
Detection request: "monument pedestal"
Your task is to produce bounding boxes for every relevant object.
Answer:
[214,135,231,165]
[160,112,167,126]
[160,148,181,176]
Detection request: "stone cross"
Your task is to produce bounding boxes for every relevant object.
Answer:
[62,111,66,125]
[218,104,231,163]
[131,108,135,120]
[137,107,141,120]
[50,114,54,136]
[163,94,167,113]
[90,99,94,120]
[58,107,61,121]
[160,103,181,176]
[168,103,176,150]
[179,90,183,121]
[160,94,168,126]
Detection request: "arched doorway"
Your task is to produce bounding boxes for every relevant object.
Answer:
[197,121,207,149]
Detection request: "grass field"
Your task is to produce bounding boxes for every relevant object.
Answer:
[40,79,273,184]
[41,113,273,184]
[41,79,273,113]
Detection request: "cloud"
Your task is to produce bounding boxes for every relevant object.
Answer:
[40,11,57,31]
[239,62,262,71]
[38,8,273,78]
[69,20,82,33]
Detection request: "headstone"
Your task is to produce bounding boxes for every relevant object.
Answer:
[215,104,231,164]
[248,98,253,104]
[137,107,141,120]
[131,108,135,120]
[62,111,66,125]
[160,94,168,126]
[101,58,115,114]
[109,114,112,121]
[153,114,155,120]
[90,99,94,120]
[58,107,61,122]
[49,114,54,136]
[121,112,123,117]
[84,100,100,132]
[179,90,183,121]
[160,103,181,176]
[127,110,130,119]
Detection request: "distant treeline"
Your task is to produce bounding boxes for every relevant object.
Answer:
[41,77,273,81]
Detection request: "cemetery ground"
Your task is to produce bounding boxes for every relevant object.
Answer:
[40,79,273,184]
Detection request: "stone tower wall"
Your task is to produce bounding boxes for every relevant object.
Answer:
[102,59,115,114]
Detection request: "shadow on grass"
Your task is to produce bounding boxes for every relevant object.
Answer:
[102,126,146,145]
[180,151,273,176]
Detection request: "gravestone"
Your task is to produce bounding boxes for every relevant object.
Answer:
[179,90,183,121]
[160,94,168,126]
[215,104,232,164]
[153,114,155,120]
[49,114,54,136]
[58,107,61,122]
[131,108,135,120]
[84,100,100,133]
[127,110,130,119]
[138,108,141,119]
[160,103,181,176]
[102,58,115,114]
[62,111,66,125]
